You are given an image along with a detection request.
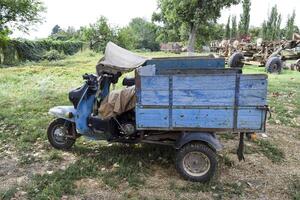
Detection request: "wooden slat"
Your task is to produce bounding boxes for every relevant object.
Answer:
[173,90,235,106]
[173,75,236,90]
[237,108,264,129]
[240,79,267,90]
[172,109,234,128]
[141,76,169,90]
[136,108,169,128]
[239,90,267,106]
[145,58,225,70]
[141,90,169,105]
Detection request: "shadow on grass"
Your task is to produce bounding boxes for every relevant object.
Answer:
[27,143,175,200]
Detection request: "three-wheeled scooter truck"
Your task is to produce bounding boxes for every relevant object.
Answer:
[48,42,269,182]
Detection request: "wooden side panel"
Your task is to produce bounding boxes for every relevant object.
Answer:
[239,75,268,106]
[145,58,225,70]
[136,108,169,128]
[140,76,169,105]
[237,108,264,129]
[172,109,234,128]
[172,75,236,106]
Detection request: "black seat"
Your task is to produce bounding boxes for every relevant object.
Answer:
[122,77,135,86]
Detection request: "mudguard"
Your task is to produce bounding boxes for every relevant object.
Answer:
[175,132,223,151]
[48,106,76,122]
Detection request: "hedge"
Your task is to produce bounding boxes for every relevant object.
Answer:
[0,39,84,65]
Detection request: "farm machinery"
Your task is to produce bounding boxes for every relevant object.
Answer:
[213,33,300,73]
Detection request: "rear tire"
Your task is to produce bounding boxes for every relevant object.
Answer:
[265,57,282,73]
[47,118,76,150]
[228,52,244,68]
[176,143,217,182]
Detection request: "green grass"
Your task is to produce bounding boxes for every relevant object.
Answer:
[0,50,299,199]
[290,175,300,200]
[0,187,18,200]
[26,143,173,199]
[169,180,245,199]
[255,139,285,163]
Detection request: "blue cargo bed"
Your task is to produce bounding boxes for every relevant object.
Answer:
[135,57,268,133]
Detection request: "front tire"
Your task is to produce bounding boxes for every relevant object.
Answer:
[47,118,76,150]
[176,143,217,182]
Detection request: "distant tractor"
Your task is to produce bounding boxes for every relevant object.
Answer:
[227,39,300,73]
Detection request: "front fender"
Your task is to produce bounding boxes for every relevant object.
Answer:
[175,132,223,152]
[48,106,76,122]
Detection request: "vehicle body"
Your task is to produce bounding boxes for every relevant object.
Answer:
[48,42,269,182]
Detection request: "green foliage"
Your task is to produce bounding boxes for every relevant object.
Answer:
[238,0,251,36]
[51,25,62,35]
[155,0,240,51]
[231,16,237,39]
[127,18,160,51]
[249,27,261,40]
[225,16,231,39]
[261,5,282,40]
[50,26,79,41]
[195,23,225,48]
[0,0,45,35]
[289,175,300,200]
[0,39,83,64]
[43,50,66,61]
[255,140,284,163]
[81,16,116,52]
[116,27,137,50]
[285,11,296,40]
[0,187,18,200]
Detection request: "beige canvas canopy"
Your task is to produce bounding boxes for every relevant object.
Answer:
[96,42,148,74]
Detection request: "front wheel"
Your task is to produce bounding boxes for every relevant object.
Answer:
[47,118,76,150]
[176,143,217,182]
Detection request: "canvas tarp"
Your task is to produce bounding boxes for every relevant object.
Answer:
[98,86,136,120]
[96,42,148,74]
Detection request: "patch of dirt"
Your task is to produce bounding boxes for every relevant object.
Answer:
[0,142,76,192]
[1,124,299,199]
[66,178,121,200]
[216,124,300,199]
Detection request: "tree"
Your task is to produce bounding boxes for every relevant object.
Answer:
[249,26,261,39]
[83,16,116,52]
[238,0,251,36]
[231,16,237,39]
[116,26,137,50]
[262,5,282,40]
[225,16,231,39]
[127,18,160,51]
[0,0,45,38]
[51,25,62,35]
[285,10,296,40]
[155,0,240,53]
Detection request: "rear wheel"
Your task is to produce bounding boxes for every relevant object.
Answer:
[47,118,76,150]
[176,143,217,182]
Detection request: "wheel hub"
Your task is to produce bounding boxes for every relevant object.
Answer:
[53,127,67,144]
[183,151,210,176]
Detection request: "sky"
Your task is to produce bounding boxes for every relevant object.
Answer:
[13,0,300,39]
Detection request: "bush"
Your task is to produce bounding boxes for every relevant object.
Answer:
[43,50,65,61]
[0,38,84,64]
